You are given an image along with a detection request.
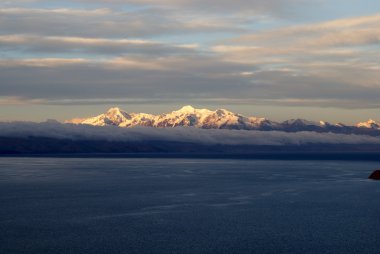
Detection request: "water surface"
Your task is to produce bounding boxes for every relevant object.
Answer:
[0,158,379,253]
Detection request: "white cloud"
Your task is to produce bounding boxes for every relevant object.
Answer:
[233,13,380,44]
[0,58,88,67]
[1,0,311,16]
[0,34,200,57]
[1,121,380,146]
[0,7,111,16]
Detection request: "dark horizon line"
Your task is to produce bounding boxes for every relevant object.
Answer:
[2,152,380,162]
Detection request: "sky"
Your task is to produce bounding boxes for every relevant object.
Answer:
[1,0,380,124]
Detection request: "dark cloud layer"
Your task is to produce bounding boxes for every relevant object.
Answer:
[1,121,380,146]
[1,59,380,109]
[0,0,380,116]
[0,7,245,38]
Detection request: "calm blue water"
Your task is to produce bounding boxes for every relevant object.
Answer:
[0,158,379,254]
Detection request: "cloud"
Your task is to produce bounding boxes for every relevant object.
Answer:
[0,58,89,67]
[204,13,380,108]
[0,7,112,16]
[1,2,380,111]
[216,13,380,62]
[0,7,245,38]
[0,0,314,16]
[0,35,199,57]
[1,53,380,108]
[213,15,380,68]
[0,53,256,100]
[1,121,380,146]
[230,13,380,45]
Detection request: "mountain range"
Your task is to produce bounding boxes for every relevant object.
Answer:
[67,105,380,135]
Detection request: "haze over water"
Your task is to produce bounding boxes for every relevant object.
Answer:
[1,157,379,253]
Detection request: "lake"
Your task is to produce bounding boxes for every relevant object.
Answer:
[1,157,379,253]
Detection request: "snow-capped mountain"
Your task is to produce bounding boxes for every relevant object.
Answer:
[356,119,380,129]
[68,105,277,130]
[153,105,278,129]
[80,107,154,127]
[66,105,380,135]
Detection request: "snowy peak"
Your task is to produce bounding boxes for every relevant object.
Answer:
[68,105,273,130]
[105,107,130,121]
[81,107,131,126]
[155,105,258,129]
[106,107,124,115]
[357,119,380,129]
[176,105,196,113]
[67,106,380,135]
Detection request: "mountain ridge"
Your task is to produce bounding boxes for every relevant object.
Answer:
[66,105,380,135]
